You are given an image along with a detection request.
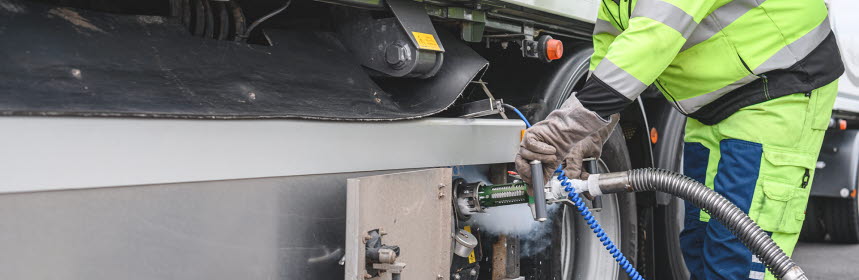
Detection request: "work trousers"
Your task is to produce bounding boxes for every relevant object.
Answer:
[680,80,838,280]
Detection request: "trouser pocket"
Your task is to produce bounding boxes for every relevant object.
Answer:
[756,179,810,233]
[752,149,816,233]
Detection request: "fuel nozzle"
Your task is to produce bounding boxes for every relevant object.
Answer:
[529,160,548,222]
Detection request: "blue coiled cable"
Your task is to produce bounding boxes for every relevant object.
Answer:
[557,169,644,280]
[505,104,644,280]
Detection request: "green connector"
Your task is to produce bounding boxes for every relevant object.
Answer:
[478,182,532,207]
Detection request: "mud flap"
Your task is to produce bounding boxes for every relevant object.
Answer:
[0,0,488,120]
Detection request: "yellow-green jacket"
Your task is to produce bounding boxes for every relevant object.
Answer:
[578,0,844,124]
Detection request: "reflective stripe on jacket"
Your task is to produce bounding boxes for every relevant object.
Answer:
[579,0,844,125]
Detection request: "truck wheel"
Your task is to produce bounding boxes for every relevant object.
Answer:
[650,107,690,280]
[807,196,859,243]
[799,197,826,242]
[519,47,638,280]
[654,198,689,279]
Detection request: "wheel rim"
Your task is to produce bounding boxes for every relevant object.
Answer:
[562,195,622,280]
[560,203,575,278]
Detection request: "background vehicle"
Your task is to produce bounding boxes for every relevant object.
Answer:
[0,0,853,279]
[800,0,859,244]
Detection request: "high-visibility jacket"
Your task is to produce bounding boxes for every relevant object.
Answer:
[577,0,844,125]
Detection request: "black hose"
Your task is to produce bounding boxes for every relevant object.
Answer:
[598,168,807,280]
[238,0,292,41]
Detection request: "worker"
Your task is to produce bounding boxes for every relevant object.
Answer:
[515,0,843,279]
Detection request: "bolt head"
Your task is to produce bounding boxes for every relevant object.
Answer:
[385,43,411,69]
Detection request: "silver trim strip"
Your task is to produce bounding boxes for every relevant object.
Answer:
[0,117,524,192]
[593,58,648,100]
[754,17,832,74]
[594,19,621,36]
[676,74,759,113]
[632,0,697,39]
[681,0,764,51]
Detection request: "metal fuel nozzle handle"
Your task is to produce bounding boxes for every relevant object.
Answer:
[530,160,548,222]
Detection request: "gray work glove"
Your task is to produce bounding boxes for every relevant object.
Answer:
[514,96,614,186]
[562,113,619,180]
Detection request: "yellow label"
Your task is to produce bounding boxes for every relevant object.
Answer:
[412,32,441,51]
[463,226,477,264]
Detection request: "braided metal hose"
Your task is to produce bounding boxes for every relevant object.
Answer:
[599,168,807,280]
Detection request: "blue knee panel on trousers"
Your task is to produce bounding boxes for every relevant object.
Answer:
[681,140,764,280]
[680,142,709,279]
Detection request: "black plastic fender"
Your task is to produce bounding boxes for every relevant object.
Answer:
[0,1,487,121]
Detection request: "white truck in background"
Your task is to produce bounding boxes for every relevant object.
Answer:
[800,0,859,244]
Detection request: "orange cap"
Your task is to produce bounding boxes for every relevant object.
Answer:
[546,39,563,61]
[650,127,659,144]
[839,119,848,130]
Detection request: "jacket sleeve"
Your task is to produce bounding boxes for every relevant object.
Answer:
[590,3,621,73]
[578,0,716,117]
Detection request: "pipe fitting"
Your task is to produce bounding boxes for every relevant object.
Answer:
[595,171,632,194]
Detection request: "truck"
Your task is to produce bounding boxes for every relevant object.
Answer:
[0,0,854,279]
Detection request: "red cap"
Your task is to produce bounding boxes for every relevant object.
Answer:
[840,119,848,130]
[546,39,563,61]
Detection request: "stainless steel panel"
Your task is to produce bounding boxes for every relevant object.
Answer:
[0,171,407,280]
[345,169,453,280]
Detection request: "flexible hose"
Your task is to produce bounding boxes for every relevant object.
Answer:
[602,168,807,280]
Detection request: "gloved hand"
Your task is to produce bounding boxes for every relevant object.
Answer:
[562,113,619,180]
[514,96,614,186]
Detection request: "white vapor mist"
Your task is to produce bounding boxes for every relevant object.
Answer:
[468,203,562,257]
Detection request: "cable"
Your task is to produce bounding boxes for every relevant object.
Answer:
[503,103,644,280]
[239,0,292,41]
[501,104,532,127]
[558,168,644,280]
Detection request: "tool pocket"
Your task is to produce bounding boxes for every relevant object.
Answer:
[757,180,810,233]
[754,149,815,233]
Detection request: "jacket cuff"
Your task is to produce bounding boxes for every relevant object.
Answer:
[576,75,634,118]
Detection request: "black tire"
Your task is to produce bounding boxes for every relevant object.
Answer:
[518,46,638,280]
[804,196,859,243]
[800,197,826,242]
[650,107,689,280]
[654,198,689,279]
